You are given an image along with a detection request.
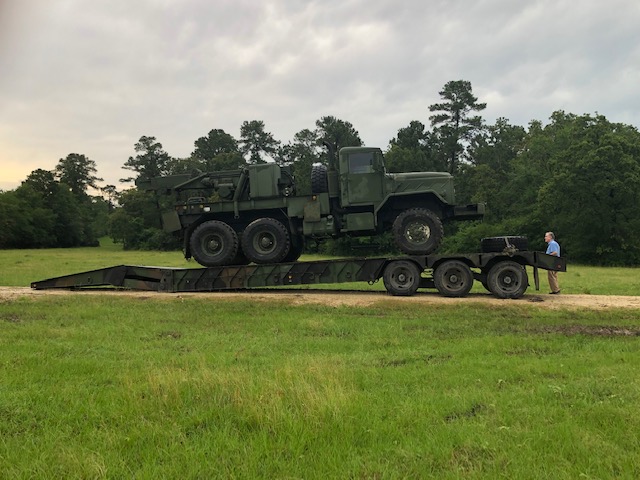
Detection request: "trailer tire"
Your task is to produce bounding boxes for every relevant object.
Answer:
[481,236,528,253]
[434,260,473,297]
[392,208,444,255]
[487,261,528,299]
[311,164,328,194]
[383,260,421,296]
[190,220,239,267]
[241,218,291,264]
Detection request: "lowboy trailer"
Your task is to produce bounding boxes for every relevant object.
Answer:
[31,251,565,299]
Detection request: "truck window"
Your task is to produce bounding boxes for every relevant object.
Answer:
[349,153,374,174]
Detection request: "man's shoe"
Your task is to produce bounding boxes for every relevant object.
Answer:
[549,291,560,295]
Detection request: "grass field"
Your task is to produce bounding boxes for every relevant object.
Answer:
[1,242,640,478]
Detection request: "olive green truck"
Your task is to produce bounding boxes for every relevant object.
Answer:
[136,144,484,267]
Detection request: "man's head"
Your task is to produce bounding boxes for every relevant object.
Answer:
[545,232,555,243]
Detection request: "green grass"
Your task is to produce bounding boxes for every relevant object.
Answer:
[1,238,638,295]
[1,295,640,478]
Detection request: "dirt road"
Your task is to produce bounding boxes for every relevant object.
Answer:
[2,286,639,310]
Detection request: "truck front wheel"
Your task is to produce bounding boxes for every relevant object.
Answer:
[190,220,239,267]
[241,218,291,264]
[392,208,444,255]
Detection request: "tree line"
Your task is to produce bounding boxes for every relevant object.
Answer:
[1,80,639,265]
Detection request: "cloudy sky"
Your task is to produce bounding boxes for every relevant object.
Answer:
[1,0,639,191]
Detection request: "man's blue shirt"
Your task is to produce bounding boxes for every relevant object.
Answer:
[546,240,560,257]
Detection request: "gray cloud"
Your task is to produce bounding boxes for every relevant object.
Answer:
[1,0,639,190]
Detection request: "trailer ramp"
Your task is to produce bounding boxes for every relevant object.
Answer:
[31,258,390,293]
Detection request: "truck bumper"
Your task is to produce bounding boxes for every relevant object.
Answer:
[450,203,485,221]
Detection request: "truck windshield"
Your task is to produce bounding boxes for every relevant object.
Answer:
[349,153,374,174]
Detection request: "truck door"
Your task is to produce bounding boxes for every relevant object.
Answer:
[342,151,384,206]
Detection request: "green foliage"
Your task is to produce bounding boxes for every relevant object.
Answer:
[239,120,281,164]
[280,128,322,195]
[121,135,172,182]
[456,117,527,209]
[0,168,104,249]
[54,153,103,198]
[536,114,640,265]
[429,80,487,174]
[315,115,362,152]
[385,120,447,173]
[169,152,245,175]
[176,128,247,173]
[192,128,239,160]
[108,188,180,250]
[0,189,53,248]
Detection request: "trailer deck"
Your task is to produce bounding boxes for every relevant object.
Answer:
[31,251,566,299]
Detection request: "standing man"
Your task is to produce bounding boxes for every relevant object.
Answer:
[545,231,561,294]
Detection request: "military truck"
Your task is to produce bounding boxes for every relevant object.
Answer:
[136,144,484,267]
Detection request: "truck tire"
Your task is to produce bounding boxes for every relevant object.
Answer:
[383,260,421,296]
[241,218,291,264]
[487,260,528,299]
[311,164,328,194]
[282,236,304,262]
[481,236,528,253]
[392,208,444,255]
[434,260,473,297]
[480,269,491,292]
[190,220,239,267]
[231,248,251,266]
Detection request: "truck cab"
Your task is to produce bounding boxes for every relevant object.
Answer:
[339,147,385,206]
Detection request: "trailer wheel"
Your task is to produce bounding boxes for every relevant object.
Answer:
[434,260,473,297]
[383,260,421,296]
[241,218,291,264]
[311,164,328,194]
[392,208,444,255]
[190,220,239,267]
[487,261,528,299]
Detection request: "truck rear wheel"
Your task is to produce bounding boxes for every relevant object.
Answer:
[487,261,528,299]
[282,236,304,262]
[383,260,421,296]
[190,220,239,267]
[392,208,444,255]
[230,248,251,266]
[241,218,291,264]
[434,260,473,297]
